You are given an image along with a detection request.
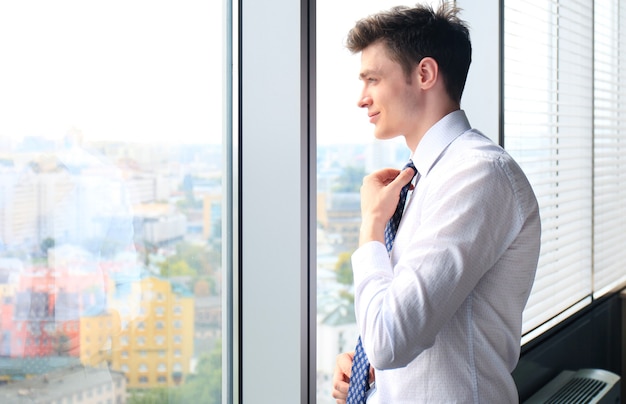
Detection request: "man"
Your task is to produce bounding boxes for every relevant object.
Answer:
[331,3,541,403]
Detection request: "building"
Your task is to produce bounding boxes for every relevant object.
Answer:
[80,311,118,367]
[0,157,134,252]
[317,192,361,251]
[0,365,126,403]
[0,168,38,248]
[132,203,187,247]
[111,276,194,389]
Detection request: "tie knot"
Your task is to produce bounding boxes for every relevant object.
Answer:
[404,160,417,178]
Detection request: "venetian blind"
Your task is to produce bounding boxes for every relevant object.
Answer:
[504,0,594,335]
[593,0,626,296]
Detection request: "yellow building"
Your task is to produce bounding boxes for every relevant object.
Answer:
[111,276,194,389]
[79,311,119,367]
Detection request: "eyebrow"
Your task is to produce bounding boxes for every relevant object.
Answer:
[359,69,378,80]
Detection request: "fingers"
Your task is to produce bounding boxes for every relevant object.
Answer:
[366,166,414,188]
[358,165,416,245]
[331,351,376,402]
[332,352,354,402]
[393,165,417,187]
[332,380,348,404]
[364,168,400,186]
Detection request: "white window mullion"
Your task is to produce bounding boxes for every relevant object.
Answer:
[240,0,312,402]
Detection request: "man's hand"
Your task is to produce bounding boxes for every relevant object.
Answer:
[359,167,416,246]
[332,351,375,403]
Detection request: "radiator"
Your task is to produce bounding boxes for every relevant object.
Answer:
[524,368,620,404]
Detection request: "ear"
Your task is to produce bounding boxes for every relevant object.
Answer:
[417,57,439,90]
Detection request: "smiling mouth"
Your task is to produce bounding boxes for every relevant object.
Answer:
[368,112,380,122]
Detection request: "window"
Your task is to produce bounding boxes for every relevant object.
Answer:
[504,0,626,341]
[314,0,626,400]
[0,0,231,402]
[504,0,593,339]
[315,0,429,400]
[592,0,626,295]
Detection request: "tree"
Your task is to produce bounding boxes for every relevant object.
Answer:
[128,387,181,404]
[179,340,222,403]
[160,242,211,276]
[334,251,354,286]
[40,237,55,256]
[334,251,355,307]
[159,242,219,294]
[158,258,196,277]
[126,341,222,404]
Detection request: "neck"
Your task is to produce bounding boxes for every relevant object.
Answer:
[405,96,460,151]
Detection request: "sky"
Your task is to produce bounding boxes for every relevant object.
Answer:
[0,0,434,146]
[0,0,219,145]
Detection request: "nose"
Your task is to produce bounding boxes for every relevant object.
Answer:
[358,94,372,109]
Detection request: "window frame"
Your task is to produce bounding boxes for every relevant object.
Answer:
[237,0,626,402]
[236,0,316,402]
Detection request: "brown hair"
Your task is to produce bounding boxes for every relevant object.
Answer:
[346,2,471,103]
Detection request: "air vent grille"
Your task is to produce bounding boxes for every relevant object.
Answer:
[545,377,607,404]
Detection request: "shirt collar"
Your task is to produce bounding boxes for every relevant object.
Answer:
[411,109,471,176]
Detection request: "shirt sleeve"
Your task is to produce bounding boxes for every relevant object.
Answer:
[351,152,528,370]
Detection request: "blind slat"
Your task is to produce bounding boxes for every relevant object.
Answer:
[504,0,596,339]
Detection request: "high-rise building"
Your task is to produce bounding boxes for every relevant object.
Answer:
[0,168,38,247]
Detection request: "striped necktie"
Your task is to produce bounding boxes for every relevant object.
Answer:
[346,160,418,404]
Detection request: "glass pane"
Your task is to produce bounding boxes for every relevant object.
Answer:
[504,0,593,335]
[316,1,414,402]
[0,1,227,403]
[593,0,626,296]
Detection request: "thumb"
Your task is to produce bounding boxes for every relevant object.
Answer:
[392,166,416,188]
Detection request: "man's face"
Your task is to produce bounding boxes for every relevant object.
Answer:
[357,42,421,141]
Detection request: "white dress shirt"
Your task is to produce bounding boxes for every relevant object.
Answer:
[351,110,541,403]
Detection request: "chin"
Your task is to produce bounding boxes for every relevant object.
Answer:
[374,131,400,141]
